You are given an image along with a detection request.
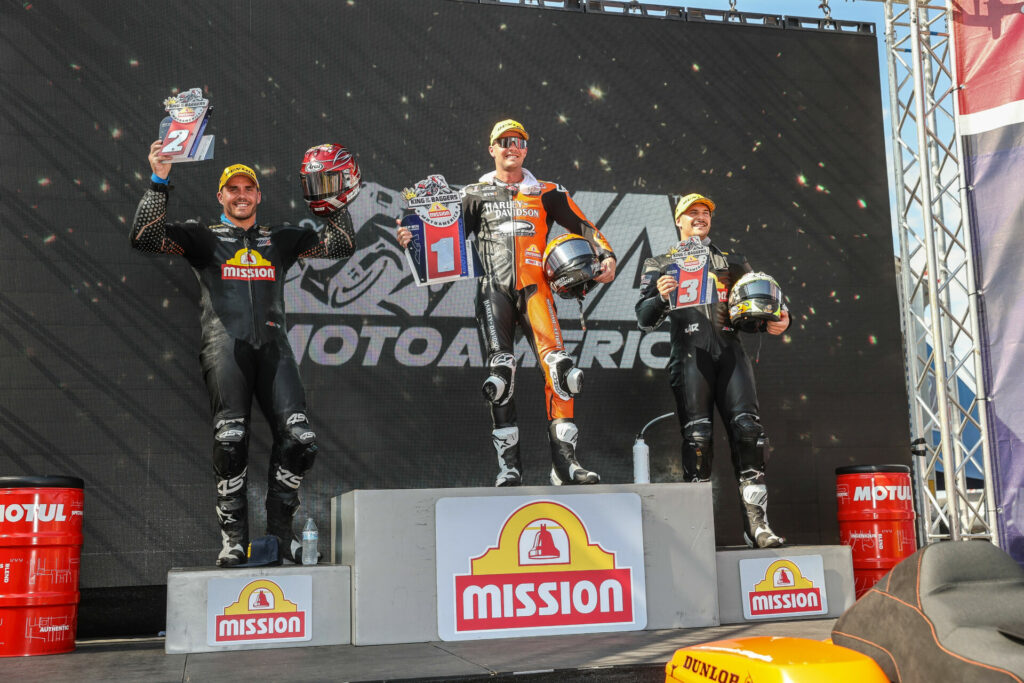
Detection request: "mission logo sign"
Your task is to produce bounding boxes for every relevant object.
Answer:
[738,555,828,620]
[206,576,312,646]
[435,493,647,641]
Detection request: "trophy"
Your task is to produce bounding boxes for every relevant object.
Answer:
[664,236,721,309]
[158,87,214,163]
[401,174,482,285]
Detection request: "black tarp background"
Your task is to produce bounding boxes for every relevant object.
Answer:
[0,0,908,590]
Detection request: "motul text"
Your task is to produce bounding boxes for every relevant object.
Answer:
[454,568,633,631]
[853,485,911,502]
[0,504,67,523]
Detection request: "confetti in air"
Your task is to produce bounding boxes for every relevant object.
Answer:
[868,335,878,345]
[857,198,868,208]
[587,85,605,100]
[557,113,569,124]
[692,63,700,72]
[38,178,51,186]
[44,235,56,244]
[796,174,807,186]
[128,59,139,67]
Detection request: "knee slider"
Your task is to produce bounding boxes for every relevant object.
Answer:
[732,413,766,448]
[274,413,318,489]
[213,419,248,481]
[544,350,582,400]
[482,353,516,405]
[684,420,713,454]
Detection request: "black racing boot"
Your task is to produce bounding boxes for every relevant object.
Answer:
[266,488,302,563]
[739,470,785,548]
[492,426,522,486]
[215,491,249,567]
[548,418,600,485]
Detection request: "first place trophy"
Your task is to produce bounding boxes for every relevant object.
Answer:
[401,174,482,285]
[158,87,215,163]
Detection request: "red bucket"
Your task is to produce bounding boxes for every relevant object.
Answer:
[835,465,916,599]
[0,476,84,657]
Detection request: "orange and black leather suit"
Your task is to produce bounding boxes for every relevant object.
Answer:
[130,181,354,562]
[461,172,614,485]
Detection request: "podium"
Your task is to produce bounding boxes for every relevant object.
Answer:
[163,482,856,652]
[331,483,719,645]
[164,564,351,654]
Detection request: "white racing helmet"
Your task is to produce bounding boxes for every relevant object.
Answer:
[728,272,784,333]
[543,234,600,299]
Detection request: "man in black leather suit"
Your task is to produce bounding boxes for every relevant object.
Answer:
[635,193,789,548]
[131,141,355,566]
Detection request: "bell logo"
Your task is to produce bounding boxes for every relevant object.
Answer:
[214,579,307,642]
[221,248,276,281]
[453,501,634,633]
[746,559,825,617]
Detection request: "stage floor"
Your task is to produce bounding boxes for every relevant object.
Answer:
[4,618,836,682]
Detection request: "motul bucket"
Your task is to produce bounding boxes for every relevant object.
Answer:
[0,476,84,656]
[835,465,916,598]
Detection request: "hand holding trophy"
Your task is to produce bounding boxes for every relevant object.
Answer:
[158,87,214,164]
[400,174,482,286]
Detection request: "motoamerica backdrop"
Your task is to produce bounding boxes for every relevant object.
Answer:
[1,0,909,590]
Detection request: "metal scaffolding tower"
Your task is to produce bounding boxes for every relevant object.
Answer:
[882,0,997,545]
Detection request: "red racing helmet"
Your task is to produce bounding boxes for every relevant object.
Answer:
[299,143,362,216]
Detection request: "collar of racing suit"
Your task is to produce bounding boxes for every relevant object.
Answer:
[478,168,542,195]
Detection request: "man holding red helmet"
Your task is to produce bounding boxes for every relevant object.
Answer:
[131,141,358,565]
[398,119,617,486]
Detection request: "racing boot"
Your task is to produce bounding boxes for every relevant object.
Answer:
[215,487,249,567]
[548,418,600,485]
[739,469,785,548]
[492,426,522,486]
[266,489,302,563]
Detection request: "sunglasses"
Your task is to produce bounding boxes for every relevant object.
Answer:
[495,137,527,149]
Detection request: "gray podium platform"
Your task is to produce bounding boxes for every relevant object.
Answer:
[331,483,718,646]
[165,564,351,654]
[715,544,855,624]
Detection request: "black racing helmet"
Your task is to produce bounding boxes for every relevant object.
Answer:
[728,272,784,333]
[543,234,600,299]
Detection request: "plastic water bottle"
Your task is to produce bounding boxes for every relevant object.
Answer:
[301,517,318,566]
[633,437,651,484]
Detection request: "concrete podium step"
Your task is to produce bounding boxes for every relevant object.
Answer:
[715,544,855,624]
[164,563,351,654]
[332,483,719,645]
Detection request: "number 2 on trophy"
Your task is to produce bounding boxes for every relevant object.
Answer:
[161,129,190,154]
[431,236,455,273]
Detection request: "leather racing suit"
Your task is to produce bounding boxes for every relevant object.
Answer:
[461,169,615,486]
[635,237,788,547]
[130,180,355,564]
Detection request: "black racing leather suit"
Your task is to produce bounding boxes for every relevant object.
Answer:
[130,181,354,558]
[635,239,766,482]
